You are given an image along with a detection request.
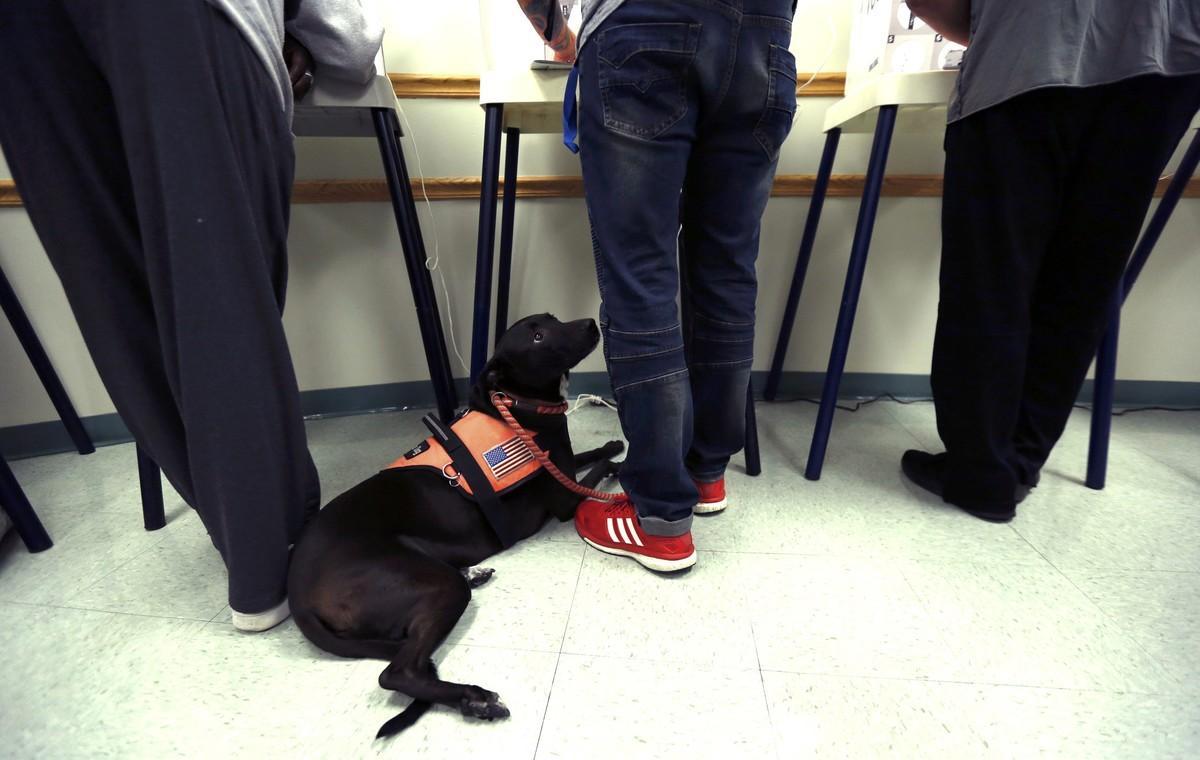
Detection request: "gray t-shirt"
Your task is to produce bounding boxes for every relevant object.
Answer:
[949,0,1200,122]
[578,0,626,53]
[204,0,383,119]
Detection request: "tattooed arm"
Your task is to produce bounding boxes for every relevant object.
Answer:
[906,0,970,46]
[516,0,577,62]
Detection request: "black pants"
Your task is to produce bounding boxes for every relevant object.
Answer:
[934,73,1200,510]
[0,1,318,613]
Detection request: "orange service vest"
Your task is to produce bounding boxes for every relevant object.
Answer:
[385,411,543,498]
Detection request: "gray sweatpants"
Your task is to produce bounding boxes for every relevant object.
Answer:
[0,0,319,613]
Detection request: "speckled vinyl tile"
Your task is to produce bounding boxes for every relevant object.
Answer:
[2,402,1197,759]
[447,539,585,652]
[900,559,1177,693]
[764,671,1200,759]
[561,549,758,671]
[535,654,774,760]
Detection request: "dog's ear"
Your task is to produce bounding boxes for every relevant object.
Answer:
[479,354,510,392]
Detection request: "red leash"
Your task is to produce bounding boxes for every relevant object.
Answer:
[491,392,624,502]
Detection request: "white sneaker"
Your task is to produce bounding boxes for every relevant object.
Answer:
[231,598,290,632]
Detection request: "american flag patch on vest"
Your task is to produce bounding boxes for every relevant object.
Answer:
[482,437,533,479]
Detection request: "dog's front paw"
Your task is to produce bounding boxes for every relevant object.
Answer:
[463,566,495,588]
[603,440,626,456]
[460,687,510,721]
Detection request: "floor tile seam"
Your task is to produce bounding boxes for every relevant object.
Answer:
[1039,555,1187,694]
[0,531,173,610]
[59,533,212,611]
[533,549,586,760]
[894,560,962,667]
[2,598,217,623]
[754,667,1179,696]
[1116,430,1200,479]
[530,652,563,760]
[441,638,565,656]
[553,647,762,672]
[750,621,783,760]
[692,547,1053,564]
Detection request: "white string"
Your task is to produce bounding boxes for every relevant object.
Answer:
[795,5,837,98]
[395,100,470,375]
[566,393,617,415]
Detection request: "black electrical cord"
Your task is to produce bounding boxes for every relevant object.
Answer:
[1076,403,1200,416]
[761,393,1200,416]
[762,391,932,411]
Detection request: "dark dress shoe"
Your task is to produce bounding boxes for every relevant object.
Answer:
[901,450,1016,524]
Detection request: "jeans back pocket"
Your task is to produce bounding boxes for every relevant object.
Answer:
[753,43,797,161]
[597,22,700,140]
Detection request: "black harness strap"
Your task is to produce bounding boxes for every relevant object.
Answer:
[422,414,522,548]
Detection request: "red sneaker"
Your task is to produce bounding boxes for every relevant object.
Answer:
[575,497,696,572]
[693,477,727,514]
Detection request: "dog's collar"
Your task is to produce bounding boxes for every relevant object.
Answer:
[490,391,568,416]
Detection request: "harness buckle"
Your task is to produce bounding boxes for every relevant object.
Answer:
[440,463,460,488]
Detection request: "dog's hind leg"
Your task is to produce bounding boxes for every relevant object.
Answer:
[375,558,508,735]
[573,440,625,469]
[578,459,620,489]
[293,607,403,661]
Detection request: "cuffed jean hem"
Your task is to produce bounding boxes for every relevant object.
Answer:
[638,513,694,537]
[687,468,726,483]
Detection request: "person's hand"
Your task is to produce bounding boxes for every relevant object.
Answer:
[514,0,577,63]
[284,34,314,101]
[553,28,577,64]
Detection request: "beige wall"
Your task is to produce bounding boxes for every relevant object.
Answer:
[2,0,1199,429]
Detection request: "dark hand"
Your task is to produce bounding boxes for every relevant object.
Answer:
[284,34,314,100]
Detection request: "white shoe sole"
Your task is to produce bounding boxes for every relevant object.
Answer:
[693,497,728,514]
[231,598,290,632]
[583,537,697,572]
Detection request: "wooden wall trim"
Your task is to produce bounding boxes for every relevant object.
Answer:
[2,174,1197,208]
[795,72,846,98]
[290,176,587,203]
[390,72,847,100]
[232,174,1200,203]
[291,175,944,202]
[388,74,480,99]
[0,180,19,207]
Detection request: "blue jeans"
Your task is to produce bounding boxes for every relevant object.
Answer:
[579,0,795,535]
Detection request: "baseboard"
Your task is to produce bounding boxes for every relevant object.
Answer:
[3,372,1197,461]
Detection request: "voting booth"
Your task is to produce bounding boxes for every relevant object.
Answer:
[846,0,965,94]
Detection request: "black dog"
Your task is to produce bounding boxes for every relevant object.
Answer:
[287,314,622,738]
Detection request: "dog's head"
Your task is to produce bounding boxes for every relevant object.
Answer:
[482,313,600,400]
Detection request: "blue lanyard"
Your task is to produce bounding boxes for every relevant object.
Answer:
[562,64,580,154]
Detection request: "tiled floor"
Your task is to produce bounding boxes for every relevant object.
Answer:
[2,401,1198,759]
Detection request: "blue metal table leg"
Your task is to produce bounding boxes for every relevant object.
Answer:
[0,455,52,552]
[495,128,521,346]
[472,104,505,381]
[372,109,458,421]
[137,445,165,531]
[0,266,94,455]
[1083,128,1200,489]
[1086,296,1120,490]
[744,380,762,476]
[1122,128,1200,298]
[805,106,898,481]
[765,128,841,401]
